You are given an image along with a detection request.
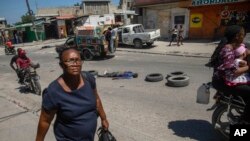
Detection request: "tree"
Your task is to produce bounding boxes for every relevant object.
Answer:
[74,2,80,6]
[21,14,35,23]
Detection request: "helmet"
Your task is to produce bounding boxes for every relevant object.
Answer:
[18,50,26,57]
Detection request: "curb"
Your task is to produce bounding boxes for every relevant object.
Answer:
[116,49,211,58]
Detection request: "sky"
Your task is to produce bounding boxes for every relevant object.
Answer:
[0,0,119,25]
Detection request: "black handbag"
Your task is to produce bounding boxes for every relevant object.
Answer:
[97,127,116,141]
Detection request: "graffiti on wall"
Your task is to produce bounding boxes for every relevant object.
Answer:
[220,9,250,26]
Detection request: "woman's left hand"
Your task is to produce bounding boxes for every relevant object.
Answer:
[101,119,109,130]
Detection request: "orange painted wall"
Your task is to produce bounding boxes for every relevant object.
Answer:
[189,2,250,39]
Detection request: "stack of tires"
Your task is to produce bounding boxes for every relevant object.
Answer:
[145,71,189,87]
[166,71,189,87]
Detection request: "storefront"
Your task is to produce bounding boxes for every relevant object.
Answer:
[134,0,190,39]
[188,0,250,39]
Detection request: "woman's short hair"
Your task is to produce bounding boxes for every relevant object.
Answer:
[58,47,79,61]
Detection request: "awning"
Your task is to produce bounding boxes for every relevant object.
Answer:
[56,15,75,20]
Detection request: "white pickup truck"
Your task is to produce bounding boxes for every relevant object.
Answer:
[117,24,161,48]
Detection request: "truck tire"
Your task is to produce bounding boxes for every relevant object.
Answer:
[134,39,143,48]
[82,50,93,61]
[146,42,154,47]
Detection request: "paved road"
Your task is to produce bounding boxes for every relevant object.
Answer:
[0,42,222,141]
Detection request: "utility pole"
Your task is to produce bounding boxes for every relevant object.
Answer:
[25,0,38,41]
[123,0,128,25]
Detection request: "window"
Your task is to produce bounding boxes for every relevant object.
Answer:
[123,28,130,33]
[174,16,185,24]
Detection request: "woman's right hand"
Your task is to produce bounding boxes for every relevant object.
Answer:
[101,119,109,130]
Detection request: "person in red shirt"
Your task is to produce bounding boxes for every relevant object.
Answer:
[10,48,23,78]
[16,49,31,84]
[5,39,13,48]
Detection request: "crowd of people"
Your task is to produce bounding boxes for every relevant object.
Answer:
[1,30,24,45]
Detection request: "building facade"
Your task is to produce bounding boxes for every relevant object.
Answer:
[0,18,7,29]
[188,0,250,39]
[82,0,111,15]
[36,6,83,39]
[134,0,190,39]
[134,0,250,39]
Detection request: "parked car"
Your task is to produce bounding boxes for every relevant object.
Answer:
[117,24,161,48]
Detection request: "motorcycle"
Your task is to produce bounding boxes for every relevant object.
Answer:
[197,82,246,140]
[5,45,16,55]
[22,63,41,95]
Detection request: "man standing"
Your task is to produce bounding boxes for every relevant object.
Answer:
[105,27,112,53]
[110,26,118,53]
[168,25,178,46]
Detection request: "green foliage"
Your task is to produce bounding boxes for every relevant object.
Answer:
[14,22,23,26]
[21,14,35,23]
[74,2,80,6]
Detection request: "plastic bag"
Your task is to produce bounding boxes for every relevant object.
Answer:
[97,127,116,141]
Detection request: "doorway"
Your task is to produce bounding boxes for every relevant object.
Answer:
[171,8,190,39]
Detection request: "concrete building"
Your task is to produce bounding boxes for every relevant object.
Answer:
[134,0,190,39]
[0,18,7,29]
[188,0,250,39]
[133,0,250,40]
[36,6,83,39]
[82,0,111,15]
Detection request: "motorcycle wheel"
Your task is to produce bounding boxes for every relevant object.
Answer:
[31,78,41,95]
[4,48,9,55]
[12,49,16,55]
[212,104,242,140]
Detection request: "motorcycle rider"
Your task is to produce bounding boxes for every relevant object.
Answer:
[10,48,23,78]
[212,25,250,123]
[5,39,15,51]
[16,49,31,84]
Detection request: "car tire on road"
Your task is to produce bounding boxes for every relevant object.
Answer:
[166,71,186,79]
[146,42,153,47]
[82,50,93,61]
[166,76,190,87]
[134,39,143,48]
[145,73,163,82]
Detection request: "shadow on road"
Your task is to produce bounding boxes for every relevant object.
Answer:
[168,119,221,141]
[91,54,115,61]
[16,86,36,95]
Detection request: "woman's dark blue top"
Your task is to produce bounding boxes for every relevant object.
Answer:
[42,73,98,141]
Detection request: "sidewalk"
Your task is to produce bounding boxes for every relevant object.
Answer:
[117,40,217,58]
[1,38,217,58]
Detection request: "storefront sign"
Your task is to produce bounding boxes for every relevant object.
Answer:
[190,14,203,28]
[192,0,245,6]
